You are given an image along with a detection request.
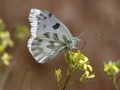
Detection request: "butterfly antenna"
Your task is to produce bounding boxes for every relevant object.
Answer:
[78,30,88,38]
[80,39,86,50]
[78,30,88,50]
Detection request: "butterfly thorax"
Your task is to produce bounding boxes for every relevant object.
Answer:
[66,37,80,50]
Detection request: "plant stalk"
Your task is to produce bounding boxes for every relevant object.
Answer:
[57,81,61,90]
[0,61,15,90]
[113,76,119,90]
[63,69,73,90]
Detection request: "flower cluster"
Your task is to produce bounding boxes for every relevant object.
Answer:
[54,50,95,90]
[104,60,120,78]
[65,51,95,82]
[14,24,29,41]
[0,18,29,66]
[0,19,14,66]
[104,60,120,90]
[55,67,62,83]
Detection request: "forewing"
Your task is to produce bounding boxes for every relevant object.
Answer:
[29,8,73,38]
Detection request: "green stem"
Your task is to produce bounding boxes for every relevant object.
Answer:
[0,62,14,90]
[63,74,71,90]
[18,69,28,90]
[30,71,34,90]
[57,81,61,90]
[63,70,73,90]
[67,80,80,88]
[113,76,119,90]
[18,68,33,90]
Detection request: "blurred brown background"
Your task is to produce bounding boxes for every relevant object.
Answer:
[0,0,120,90]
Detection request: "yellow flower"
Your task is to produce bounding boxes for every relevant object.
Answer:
[87,65,93,72]
[104,61,120,76]
[80,70,95,82]
[1,52,12,66]
[0,31,14,53]
[55,68,62,82]
[73,53,79,60]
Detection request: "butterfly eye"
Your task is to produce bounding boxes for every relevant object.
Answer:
[52,23,60,29]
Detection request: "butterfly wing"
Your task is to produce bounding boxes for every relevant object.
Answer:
[28,8,77,63]
[30,32,70,63]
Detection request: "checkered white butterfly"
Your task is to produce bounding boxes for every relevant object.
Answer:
[28,8,80,63]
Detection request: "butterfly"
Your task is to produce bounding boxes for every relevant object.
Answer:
[28,8,80,63]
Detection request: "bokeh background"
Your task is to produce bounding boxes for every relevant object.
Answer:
[0,0,120,90]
